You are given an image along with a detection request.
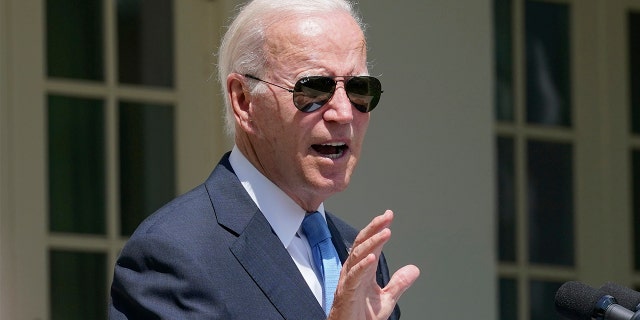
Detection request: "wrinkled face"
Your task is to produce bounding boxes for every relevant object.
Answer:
[238,12,371,210]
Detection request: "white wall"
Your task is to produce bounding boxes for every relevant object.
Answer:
[328,1,496,318]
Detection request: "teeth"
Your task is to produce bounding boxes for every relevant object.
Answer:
[325,148,344,159]
[312,142,347,159]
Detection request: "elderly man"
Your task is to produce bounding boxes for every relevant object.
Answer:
[109,0,419,319]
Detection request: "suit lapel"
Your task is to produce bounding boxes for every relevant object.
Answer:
[230,213,326,319]
[326,214,353,264]
[205,154,326,320]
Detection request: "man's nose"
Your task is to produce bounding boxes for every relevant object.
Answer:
[323,83,354,124]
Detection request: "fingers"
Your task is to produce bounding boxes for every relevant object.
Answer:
[341,253,378,289]
[329,210,419,320]
[341,210,394,284]
[352,210,394,248]
[343,231,390,282]
[345,221,392,273]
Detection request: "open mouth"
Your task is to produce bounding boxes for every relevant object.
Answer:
[311,142,349,159]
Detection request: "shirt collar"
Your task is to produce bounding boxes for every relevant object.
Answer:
[229,146,325,248]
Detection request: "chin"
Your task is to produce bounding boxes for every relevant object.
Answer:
[314,173,351,194]
[300,156,357,193]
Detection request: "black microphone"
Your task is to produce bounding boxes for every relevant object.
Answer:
[601,282,640,312]
[555,281,640,320]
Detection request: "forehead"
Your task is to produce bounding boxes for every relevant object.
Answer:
[263,12,367,75]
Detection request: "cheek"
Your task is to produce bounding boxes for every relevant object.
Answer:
[354,115,370,144]
[252,99,289,138]
[256,110,305,155]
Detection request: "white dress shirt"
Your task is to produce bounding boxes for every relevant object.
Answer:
[229,146,325,306]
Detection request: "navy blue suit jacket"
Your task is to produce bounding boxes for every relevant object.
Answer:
[109,153,400,319]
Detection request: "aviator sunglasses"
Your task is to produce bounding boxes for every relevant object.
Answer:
[244,74,383,113]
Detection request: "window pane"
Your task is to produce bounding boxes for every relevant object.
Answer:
[117,0,174,87]
[499,278,518,320]
[633,150,640,270]
[119,101,175,235]
[46,0,103,80]
[527,140,574,266]
[530,280,564,320]
[525,2,571,127]
[630,11,640,135]
[494,0,514,122]
[497,136,516,262]
[48,95,105,234]
[50,250,106,320]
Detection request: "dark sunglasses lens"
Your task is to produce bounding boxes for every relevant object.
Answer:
[345,76,382,113]
[293,77,336,112]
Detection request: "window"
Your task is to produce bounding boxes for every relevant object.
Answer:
[495,1,574,318]
[3,0,224,318]
[494,0,640,318]
[46,1,176,318]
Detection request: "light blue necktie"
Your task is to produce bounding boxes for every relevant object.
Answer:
[301,211,342,315]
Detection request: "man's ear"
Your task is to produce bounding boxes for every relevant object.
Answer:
[227,73,254,133]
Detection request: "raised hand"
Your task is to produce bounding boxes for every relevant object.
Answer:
[328,210,420,320]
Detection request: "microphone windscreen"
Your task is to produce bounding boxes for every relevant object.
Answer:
[555,281,601,320]
[600,282,640,311]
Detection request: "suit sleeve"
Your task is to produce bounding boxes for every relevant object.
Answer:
[108,229,223,320]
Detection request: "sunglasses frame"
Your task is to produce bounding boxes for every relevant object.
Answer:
[244,74,383,113]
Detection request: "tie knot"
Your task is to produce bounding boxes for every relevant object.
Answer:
[301,211,332,247]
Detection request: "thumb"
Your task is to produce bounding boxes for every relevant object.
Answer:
[383,265,420,300]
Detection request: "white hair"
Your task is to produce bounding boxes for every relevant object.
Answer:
[217,0,365,136]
